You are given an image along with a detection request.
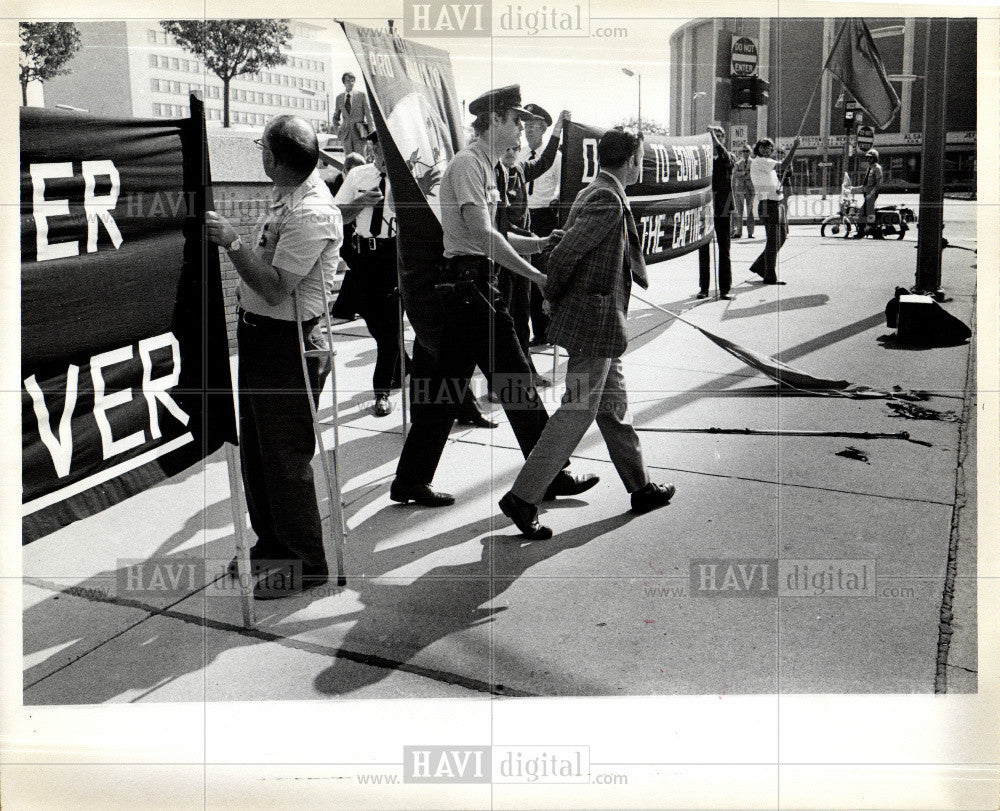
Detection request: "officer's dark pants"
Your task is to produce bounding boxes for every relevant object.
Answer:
[528,206,558,341]
[237,310,330,573]
[395,267,549,485]
[354,237,404,396]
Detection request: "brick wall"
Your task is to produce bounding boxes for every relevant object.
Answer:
[212,181,272,353]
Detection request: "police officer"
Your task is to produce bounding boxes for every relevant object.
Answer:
[852,148,884,239]
[389,85,598,507]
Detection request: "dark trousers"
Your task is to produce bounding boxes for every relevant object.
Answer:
[237,311,330,572]
[698,217,732,295]
[858,192,879,236]
[355,238,403,395]
[498,268,538,375]
[529,206,558,341]
[749,199,786,282]
[395,273,550,485]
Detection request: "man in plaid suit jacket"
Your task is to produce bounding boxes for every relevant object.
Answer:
[499,129,676,539]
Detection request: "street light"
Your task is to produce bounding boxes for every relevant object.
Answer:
[622,67,641,132]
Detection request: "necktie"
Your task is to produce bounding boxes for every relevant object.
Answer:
[527,149,536,194]
[344,93,352,114]
[495,163,509,232]
[624,207,649,289]
[371,173,386,237]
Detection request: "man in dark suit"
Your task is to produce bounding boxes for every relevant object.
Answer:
[332,72,374,156]
[499,129,675,539]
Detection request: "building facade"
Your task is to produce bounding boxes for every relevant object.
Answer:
[669,18,976,193]
[42,20,334,132]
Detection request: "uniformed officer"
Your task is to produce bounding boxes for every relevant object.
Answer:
[389,85,598,507]
[205,115,340,598]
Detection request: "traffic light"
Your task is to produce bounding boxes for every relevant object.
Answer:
[731,76,755,108]
[844,100,862,131]
[753,77,769,106]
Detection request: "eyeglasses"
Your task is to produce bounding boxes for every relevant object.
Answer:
[253,138,264,150]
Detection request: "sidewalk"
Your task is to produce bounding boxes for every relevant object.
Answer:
[22,210,977,702]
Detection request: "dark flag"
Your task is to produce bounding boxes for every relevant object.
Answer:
[340,22,464,357]
[824,18,901,129]
[20,99,236,542]
[560,123,714,263]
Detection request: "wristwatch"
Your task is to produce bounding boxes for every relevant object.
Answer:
[226,236,243,253]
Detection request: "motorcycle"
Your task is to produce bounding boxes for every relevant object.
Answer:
[820,191,915,240]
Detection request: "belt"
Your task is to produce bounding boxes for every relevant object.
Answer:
[443,255,494,283]
[352,233,396,252]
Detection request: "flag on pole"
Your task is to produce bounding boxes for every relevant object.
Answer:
[824,18,900,129]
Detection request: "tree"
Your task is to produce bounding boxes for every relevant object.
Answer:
[19,22,82,106]
[160,20,290,127]
[616,116,670,137]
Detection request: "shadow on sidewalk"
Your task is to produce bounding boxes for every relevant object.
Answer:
[313,512,637,696]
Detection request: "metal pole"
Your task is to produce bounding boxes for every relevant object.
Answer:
[914,18,949,294]
[638,74,642,132]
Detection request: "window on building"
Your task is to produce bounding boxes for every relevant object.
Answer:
[170,57,179,70]
[319,61,325,72]
[147,30,157,43]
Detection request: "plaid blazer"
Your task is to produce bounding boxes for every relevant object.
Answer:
[544,172,634,358]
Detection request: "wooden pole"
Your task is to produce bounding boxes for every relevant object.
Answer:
[224,442,255,628]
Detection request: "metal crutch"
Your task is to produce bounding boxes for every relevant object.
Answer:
[294,286,347,587]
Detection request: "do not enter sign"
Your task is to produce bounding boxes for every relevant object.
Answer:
[730,35,759,77]
[857,125,875,152]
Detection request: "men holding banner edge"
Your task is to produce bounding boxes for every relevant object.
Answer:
[389,85,598,508]
[205,115,340,599]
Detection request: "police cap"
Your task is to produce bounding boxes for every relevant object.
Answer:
[523,103,552,127]
[468,85,533,119]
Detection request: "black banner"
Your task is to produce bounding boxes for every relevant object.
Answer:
[20,100,236,542]
[559,123,715,263]
[340,22,465,357]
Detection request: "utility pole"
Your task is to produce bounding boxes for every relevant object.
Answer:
[914,18,949,295]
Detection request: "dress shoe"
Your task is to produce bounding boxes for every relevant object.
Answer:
[457,410,498,429]
[373,393,393,417]
[696,291,710,299]
[227,554,284,579]
[253,563,330,600]
[631,482,676,514]
[533,375,552,388]
[720,293,734,300]
[543,470,600,501]
[498,492,553,540]
[389,479,455,506]
[762,279,787,285]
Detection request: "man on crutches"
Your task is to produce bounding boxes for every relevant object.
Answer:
[206,115,341,600]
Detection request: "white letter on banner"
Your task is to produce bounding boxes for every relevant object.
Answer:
[138,333,190,439]
[82,160,123,253]
[91,346,146,460]
[31,162,79,262]
[23,368,80,478]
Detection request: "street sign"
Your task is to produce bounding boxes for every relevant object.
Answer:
[730,35,759,77]
[857,125,875,152]
[729,123,748,151]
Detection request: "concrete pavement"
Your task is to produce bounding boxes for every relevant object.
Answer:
[22,205,978,703]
